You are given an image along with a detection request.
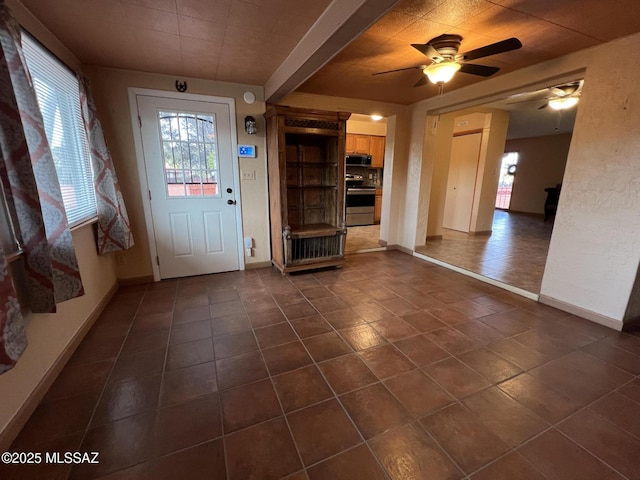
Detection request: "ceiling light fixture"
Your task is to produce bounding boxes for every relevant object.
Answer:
[423,61,461,84]
[370,114,383,121]
[548,96,579,110]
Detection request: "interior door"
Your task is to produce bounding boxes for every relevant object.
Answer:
[137,95,239,278]
[443,133,482,232]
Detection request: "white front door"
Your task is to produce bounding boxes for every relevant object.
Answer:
[137,95,240,279]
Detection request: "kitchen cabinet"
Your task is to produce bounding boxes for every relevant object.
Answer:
[374,189,382,223]
[369,136,385,168]
[346,133,385,168]
[265,105,350,273]
[345,134,356,153]
[354,135,371,154]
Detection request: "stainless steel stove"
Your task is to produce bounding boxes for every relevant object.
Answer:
[345,174,375,226]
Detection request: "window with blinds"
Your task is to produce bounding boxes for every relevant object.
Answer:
[21,33,97,227]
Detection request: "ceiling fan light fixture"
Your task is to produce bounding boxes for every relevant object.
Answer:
[548,96,579,110]
[423,61,461,84]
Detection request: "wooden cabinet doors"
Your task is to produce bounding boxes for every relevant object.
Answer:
[370,136,385,168]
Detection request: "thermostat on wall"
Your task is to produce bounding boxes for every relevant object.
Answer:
[238,145,256,158]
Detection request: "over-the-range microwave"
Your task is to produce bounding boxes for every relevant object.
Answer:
[346,154,372,166]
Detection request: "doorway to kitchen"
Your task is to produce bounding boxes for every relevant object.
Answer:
[344,114,387,254]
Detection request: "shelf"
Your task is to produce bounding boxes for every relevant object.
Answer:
[289,223,344,238]
[286,162,338,167]
[287,185,338,189]
[284,126,340,136]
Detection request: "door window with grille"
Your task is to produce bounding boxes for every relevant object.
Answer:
[159,111,219,197]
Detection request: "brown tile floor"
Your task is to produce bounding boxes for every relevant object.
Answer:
[416,210,554,293]
[345,225,383,253]
[3,250,640,480]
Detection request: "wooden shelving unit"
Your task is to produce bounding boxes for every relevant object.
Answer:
[265,105,350,273]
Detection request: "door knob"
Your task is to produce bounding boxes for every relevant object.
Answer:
[227,199,236,205]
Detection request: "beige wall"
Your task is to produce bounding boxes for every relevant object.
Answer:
[84,66,270,279]
[470,110,509,233]
[347,114,387,136]
[424,112,455,239]
[507,134,572,214]
[0,1,119,450]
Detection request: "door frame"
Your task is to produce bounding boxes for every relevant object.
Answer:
[128,87,245,281]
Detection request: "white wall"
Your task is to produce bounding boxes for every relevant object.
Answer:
[507,134,572,214]
[539,33,640,326]
[84,67,270,279]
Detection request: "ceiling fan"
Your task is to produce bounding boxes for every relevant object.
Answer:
[373,34,522,87]
[508,80,584,110]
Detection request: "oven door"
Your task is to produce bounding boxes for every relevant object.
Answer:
[346,188,375,226]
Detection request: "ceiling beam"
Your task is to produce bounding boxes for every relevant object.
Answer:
[265,0,398,104]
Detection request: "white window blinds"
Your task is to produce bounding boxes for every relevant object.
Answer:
[21,33,97,227]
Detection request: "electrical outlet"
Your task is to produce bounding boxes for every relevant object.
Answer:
[241,170,256,181]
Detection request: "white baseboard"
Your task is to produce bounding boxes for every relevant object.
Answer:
[412,251,539,301]
[387,244,413,255]
[538,294,623,331]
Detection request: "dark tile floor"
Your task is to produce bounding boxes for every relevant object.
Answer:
[416,210,554,293]
[3,250,640,480]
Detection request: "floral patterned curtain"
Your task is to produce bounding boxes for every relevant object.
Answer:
[0,4,84,317]
[0,245,27,374]
[78,75,134,254]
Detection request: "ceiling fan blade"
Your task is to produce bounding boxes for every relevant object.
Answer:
[507,96,552,105]
[459,37,522,61]
[411,43,443,62]
[413,75,428,88]
[459,63,500,77]
[372,65,423,76]
[538,103,549,110]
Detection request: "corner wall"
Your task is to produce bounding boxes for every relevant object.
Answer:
[507,134,571,214]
